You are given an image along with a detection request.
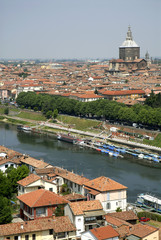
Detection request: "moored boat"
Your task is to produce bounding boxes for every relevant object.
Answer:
[57,133,79,144]
[137,193,161,213]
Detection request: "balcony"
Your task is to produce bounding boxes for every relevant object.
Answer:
[23,210,34,220]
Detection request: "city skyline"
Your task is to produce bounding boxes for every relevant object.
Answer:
[1,0,161,59]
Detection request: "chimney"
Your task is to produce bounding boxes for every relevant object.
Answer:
[20,224,24,229]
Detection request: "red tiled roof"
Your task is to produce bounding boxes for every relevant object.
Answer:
[69,200,103,215]
[85,176,127,192]
[90,225,119,239]
[0,216,76,236]
[17,174,41,187]
[102,89,145,96]
[127,223,158,238]
[108,211,138,221]
[17,189,68,207]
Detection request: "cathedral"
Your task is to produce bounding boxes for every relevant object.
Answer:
[109,26,147,75]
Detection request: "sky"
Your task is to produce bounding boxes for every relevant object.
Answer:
[0,0,161,60]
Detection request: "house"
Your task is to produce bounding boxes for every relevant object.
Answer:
[100,89,145,101]
[46,166,89,195]
[81,225,119,240]
[0,146,23,172]
[84,176,127,213]
[125,223,159,240]
[107,211,138,225]
[64,200,105,237]
[17,173,57,195]
[63,193,87,202]
[0,216,76,240]
[19,156,52,173]
[0,157,20,173]
[70,93,103,102]
[17,189,68,220]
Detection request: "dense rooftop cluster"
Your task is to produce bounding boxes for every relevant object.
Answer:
[0,60,161,105]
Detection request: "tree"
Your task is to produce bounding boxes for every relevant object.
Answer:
[4,107,9,115]
[46,110,53,119]
[6,165,29,194]
[53,109,58,119]
[0,171,12,199]
[0,197,12,224]
[116,207,122,212]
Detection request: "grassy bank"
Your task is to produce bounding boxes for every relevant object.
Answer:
[57,115,101,131]
[16,111,46,121]
[143,133,161,148]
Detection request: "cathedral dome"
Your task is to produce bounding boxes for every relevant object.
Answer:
[120,26,139,48]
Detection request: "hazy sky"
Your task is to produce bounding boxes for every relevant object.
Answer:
[1,0,161,59]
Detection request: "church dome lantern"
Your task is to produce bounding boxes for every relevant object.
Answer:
[119,26,140,61]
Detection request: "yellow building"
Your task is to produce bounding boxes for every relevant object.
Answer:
[0,216,76,240]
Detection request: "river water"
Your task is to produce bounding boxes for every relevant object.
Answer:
[0,122,161,203]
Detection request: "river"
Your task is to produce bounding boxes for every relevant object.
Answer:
[0,122,161,203]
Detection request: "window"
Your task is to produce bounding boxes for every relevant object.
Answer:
[106,202,111,209]
[49,188,53,192]
[14,237,18,240]
[5,164,8,168]
[36,207,45,216]
[107,192,110,200]
[75,183,76,188]
[25,235,29,240]
[78,218,81,222]
[78,185,80,192]
[11,164,14,167]
[6,237,10,239]
[32,234,36,240]
[57,233,65,239]
[49,229,53,235]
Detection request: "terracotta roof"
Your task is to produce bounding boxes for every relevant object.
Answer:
[127,223,158,238]
[53,166,89,185]
[0,216,76,236]
[102,89,145,96]
[108,211,138,221]
[17,189,68,207]
[35,167,55,175]
[90,225,119,239]
[63,193,87,201]
[84,176,127,192]
[69,200,103,215]
[17,174,41,187]
[105,214,132,227]
[20,156,49,169]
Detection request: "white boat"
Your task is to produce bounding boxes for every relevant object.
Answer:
[138,154,144,159]
[109,151,113,156]
[22,126,32,131]
[137,193,161,213]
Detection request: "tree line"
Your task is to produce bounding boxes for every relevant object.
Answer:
[16,92,161,128]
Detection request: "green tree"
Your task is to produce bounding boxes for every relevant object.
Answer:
[116,207,122,212]
[6,165,29,194]
[45,110,53,119]
[53,109,58,119]
[4,107,9,115]
[0,197,12,224]
[0,171,12,199]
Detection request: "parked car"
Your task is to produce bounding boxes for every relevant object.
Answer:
[139,217,150,222]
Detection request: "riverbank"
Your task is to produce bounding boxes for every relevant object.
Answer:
[1,108,161,152]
